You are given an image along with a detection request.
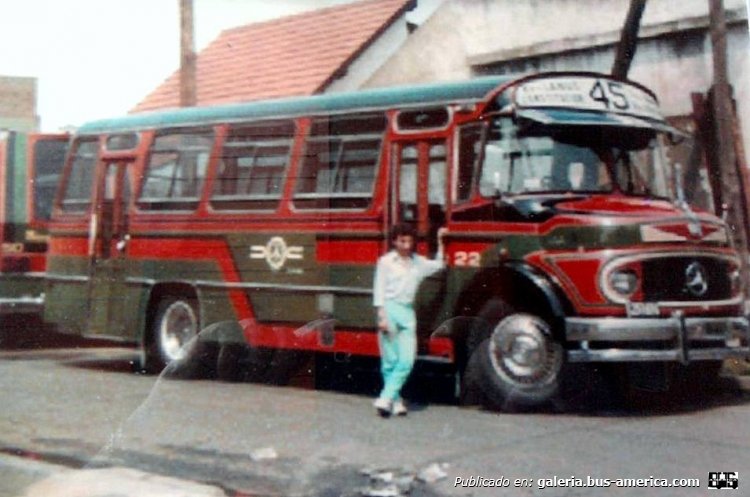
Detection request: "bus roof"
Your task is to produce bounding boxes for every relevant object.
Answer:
[78,75,515,135]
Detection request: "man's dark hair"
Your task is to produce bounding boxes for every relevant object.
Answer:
[390,223,417,241]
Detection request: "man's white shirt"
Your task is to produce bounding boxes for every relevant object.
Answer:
[373,250,445,307]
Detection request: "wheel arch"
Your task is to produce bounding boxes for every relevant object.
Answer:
[452,261,572,344]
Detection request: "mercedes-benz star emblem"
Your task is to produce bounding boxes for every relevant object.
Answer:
[685,261,708,297]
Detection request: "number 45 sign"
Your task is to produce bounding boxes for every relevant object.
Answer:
[514,75,663,121]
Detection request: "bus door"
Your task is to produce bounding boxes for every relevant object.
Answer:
[391,139,449,349]
[391,140,448,255]
[87,160,132,338]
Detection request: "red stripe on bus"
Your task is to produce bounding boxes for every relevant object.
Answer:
[316,239,381,264]
[126,238,256,321]
[239,318,455,361]
[48,237,89,256]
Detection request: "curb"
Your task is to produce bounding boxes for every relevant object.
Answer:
[0,453,225,497]
[0,451,68,477]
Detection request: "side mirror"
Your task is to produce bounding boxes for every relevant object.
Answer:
[668,132,686,146]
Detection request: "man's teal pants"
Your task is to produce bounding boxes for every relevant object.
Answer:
[378,300,417,401]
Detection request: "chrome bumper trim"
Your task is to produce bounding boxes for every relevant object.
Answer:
[0,295,45,315]
[566,315,749,363]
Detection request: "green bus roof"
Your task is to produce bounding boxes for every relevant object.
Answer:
[78,76,515,135]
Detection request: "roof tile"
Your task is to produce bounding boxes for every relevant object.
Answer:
[131,0,412,113]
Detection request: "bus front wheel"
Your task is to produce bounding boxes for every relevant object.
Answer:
[145,296,200,374]
[466,313,563,410]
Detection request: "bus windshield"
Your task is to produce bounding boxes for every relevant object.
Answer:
[459,117,673,201]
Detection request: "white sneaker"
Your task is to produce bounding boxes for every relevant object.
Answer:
[373,397,392,417]
[392,399,408,416]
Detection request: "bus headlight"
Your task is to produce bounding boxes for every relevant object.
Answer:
[609,269,638,297]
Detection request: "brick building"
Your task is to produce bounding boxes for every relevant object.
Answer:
[0,76,38,132]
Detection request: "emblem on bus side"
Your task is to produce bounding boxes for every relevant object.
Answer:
[250,236,303,270]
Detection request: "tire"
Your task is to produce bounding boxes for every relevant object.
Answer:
[678,360,723,393]
[685,360,723,381]
[144,295,200,374]
[466,313,564,411]
[260,349,309,385]
[459,298,514,405]
[216,342,246,382]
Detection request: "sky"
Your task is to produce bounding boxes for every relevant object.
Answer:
[0,0,357,131]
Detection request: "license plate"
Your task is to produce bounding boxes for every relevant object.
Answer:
[626,302,660,317]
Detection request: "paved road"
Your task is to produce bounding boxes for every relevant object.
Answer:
[1,331,749,496]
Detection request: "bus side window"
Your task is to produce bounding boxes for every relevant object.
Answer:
[211,120,295,211]
[33,139,68,220]
[294,113,386,210]
[60,139,98,214]
[138,130,214,211]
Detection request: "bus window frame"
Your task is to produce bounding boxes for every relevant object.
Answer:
[208,119,298,214]
[135,126,216,213]
[291,113,388,213]
[54,136,101,219]
[452,120,490,206]
[26,133,69,229]
[392,106,453,134]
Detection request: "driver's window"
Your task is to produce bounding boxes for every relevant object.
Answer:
[479,143,510,195]
[550,142,602,191]
[456,125,483,202]
[477,118,555,195]
[478,119,512,196]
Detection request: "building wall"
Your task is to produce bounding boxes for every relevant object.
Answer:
[0,76,38,132]
[324,13,413,94]
[364,0,750,167]
[324,0,446,93]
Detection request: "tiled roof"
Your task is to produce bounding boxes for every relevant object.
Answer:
[132,0,413,113]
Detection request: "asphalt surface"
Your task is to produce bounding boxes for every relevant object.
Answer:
[1,322,750,497]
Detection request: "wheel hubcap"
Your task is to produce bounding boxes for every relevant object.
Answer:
[488,314,562,388]
[159,301,197,362]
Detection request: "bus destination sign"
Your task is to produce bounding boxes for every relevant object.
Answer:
[514,76,663,121]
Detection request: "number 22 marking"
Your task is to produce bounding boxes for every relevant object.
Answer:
[454,251,480,267]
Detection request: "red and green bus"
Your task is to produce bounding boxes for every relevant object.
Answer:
[1,131,68,317]
[43,72,748,409]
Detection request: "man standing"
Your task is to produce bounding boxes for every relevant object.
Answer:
[372,223,447,417]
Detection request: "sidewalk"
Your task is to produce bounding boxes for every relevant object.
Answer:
[0,453,225,497]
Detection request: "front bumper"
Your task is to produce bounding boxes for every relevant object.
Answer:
[566,314,750,363]
[0,294,45,315]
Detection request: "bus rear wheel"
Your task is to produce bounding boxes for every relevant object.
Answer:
[466,313,563,410]
[145,296,199,374]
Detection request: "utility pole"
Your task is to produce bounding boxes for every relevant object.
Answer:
[611,0,647,79]
[180,0,197,107]
[708,0,750,284]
